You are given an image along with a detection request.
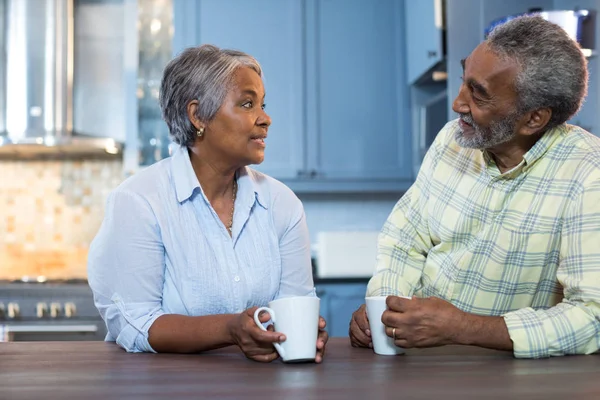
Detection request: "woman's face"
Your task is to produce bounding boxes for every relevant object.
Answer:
[200,67,271,168]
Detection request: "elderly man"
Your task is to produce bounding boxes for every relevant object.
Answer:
[350,15,600,358]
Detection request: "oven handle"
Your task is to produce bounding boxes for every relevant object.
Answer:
[1,324,98,341]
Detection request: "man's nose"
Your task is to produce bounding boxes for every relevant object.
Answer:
[452,86,470,115]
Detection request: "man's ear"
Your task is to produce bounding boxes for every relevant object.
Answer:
[187,100,204,131]
[518,108,552,136]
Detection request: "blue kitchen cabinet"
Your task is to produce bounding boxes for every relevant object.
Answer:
[405,0,444,85]
[305,0,413,184]
[172,0,413,191]
[316,282,368,338]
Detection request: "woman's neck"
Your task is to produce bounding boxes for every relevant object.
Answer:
[188,147,237,202]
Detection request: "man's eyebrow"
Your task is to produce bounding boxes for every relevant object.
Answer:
[460,58,492,100]
[467,79,491,100]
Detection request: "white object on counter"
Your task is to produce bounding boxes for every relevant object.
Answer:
[315,231,380,278]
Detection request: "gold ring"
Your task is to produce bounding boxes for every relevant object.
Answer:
[392,328,396,340]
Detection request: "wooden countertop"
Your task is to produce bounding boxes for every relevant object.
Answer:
[1,338,599,399]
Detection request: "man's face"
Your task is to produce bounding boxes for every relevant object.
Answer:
[451,43,523,150]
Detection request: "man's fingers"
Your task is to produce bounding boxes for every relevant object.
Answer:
[349,316,372,347]
[386,295,412,312]
[319,316,327,329]
[355,306,371,335]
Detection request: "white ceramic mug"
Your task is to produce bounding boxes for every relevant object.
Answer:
[365,295,411,356]
[253,296,320,363]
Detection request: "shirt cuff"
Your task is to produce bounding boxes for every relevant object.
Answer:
[116,310,165,353]
[503,307,549,359]
[111,294,165,353]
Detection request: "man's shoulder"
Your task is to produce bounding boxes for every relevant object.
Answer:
[548,125,600,185]
[558,125,600,165]
[562,124,600,150]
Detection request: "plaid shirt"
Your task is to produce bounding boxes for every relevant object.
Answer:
[367,120,600,358]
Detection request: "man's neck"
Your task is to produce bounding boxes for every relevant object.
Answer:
[486,134,542,174]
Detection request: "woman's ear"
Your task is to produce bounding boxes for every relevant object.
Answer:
[187,100,204,131]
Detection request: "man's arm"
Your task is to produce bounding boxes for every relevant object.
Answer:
[366,125,451,297]
[383,174,600,358]
[383,296,513,351]
[502,175,600,358]
[350,124,452,348]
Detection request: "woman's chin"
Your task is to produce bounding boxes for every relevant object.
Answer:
[247,153,265,166]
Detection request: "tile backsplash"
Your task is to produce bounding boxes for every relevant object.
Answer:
[0,159,123,280]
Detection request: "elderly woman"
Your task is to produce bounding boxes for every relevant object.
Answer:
[88,44,327,362]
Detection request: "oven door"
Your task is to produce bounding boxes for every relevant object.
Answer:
[1,320,105,342]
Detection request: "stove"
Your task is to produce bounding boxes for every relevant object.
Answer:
[0,279,106,341]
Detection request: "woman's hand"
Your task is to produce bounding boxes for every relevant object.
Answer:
[316,316,329,363]
[227,307,285,362]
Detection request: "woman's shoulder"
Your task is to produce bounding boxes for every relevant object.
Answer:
[112,158,172,199]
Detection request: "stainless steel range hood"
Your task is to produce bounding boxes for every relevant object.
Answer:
[0,0,122,158]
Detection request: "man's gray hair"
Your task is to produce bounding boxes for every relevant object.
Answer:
[487,15,588,130]
[159,44,262,147]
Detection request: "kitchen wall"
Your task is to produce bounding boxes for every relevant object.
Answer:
[300,193,399,249]
[0,159,123,280]
[0,157,397,279]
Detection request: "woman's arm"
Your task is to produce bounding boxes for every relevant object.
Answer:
[88,188,283,358]
[148,310,284,361]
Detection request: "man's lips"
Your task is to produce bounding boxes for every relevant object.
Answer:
[458,119,473,130]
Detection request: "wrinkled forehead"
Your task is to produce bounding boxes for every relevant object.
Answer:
[464,43,520,96]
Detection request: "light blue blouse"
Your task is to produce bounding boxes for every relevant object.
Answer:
[87,145,315,353]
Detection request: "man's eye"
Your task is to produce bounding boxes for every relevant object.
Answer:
[261,103,266,110]
[242,101,252,108]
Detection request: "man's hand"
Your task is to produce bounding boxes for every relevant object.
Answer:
[349,304,372,348]
[382,296,466,348]
[316,316,328,363]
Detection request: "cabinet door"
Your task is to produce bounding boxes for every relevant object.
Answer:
[172,0,305,180]
[306,0,412,181]
[405,0,444,85]
[316,282,367,338]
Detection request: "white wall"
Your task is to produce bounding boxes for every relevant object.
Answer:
[299,193,400,248]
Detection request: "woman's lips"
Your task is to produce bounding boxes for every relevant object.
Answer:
[251,137,266,148]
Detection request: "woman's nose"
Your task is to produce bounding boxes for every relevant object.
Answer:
[258,110,271,127]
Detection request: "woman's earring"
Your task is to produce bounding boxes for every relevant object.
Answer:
[197,127,204,137]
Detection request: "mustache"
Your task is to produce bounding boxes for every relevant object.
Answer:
[459,113,474,125]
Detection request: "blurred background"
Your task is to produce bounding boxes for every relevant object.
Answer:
[0,0,597,341]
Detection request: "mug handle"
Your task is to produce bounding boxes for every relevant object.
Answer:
[253,307,285,359]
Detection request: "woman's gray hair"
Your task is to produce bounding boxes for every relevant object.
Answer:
[159,44,262,147]
[487,15,588,130]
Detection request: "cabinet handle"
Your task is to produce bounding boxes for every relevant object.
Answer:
[310,170,318,178]
[296,170,305,178]
[427,50,438,58]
